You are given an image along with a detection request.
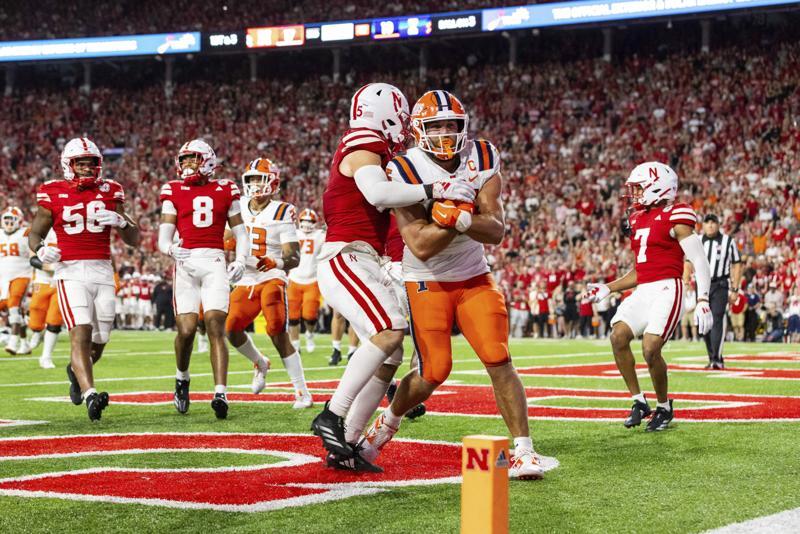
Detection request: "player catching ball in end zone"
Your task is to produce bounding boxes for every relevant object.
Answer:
[358,90,544,480]
[583,162,713,431]
[311,83,475,471]
[29,137,140,421]
[158,139,250,420]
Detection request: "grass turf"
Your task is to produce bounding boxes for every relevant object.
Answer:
[0,331,798,533]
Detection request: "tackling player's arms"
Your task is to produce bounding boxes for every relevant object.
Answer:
[393,204,457,262]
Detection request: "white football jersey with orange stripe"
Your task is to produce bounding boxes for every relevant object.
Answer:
[32,229,58,285]
[386,139,500,283]
[237,197,299,286]
[0,226,32,281]
[289,228,326,285]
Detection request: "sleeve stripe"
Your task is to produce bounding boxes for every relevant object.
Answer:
[275,203,289,221]
[343,129,382,142]
[670,213,697,219]
[671,209,695,215]
[394,156,422,185]
[344,136,385,148]
[476,140,492,171]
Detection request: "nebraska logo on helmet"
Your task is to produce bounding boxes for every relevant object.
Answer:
[60,137,103,189]
[242,158,280,198]
[411,90,469,160]
[349,83,410,146]
[175,139,217,185]
[298,208,318,232]
[1,206,23,234]
[624,161,678,210]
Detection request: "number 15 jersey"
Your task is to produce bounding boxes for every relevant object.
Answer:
[628,202,697,284]
[159,179,240,250]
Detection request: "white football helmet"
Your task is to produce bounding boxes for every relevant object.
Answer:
[175,139,217,184]
[1,206,23,234]
[349,83,410,146]
[625,162,678,210]
[61,137,103,188]
[298,208,318,232]
[242,158,280,198]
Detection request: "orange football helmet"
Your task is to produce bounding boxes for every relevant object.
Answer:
[242,158,280,197]
[298,208,319,232]
[411,90,469,160]
[1,206,23,234]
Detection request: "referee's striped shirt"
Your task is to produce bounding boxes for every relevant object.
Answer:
[702,232,741,281]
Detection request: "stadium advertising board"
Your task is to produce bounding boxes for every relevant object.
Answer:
[0,32,201,62]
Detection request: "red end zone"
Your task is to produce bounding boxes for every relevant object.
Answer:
[0,433,461,512]
[514,362,800,381]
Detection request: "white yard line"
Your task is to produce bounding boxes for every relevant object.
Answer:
[704,507,800,533]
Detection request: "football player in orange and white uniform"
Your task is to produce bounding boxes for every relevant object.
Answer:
[27,228,63,368]
[1,206,33,355]
[288,209,325,354]
[225,158,313,408]
[361,91,546,479]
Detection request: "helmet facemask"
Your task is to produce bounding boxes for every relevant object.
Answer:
[414,117,468,160]
[70,156,103,190]
[242,171,279,199]
[177,152,205,185]
[2,214,20,234]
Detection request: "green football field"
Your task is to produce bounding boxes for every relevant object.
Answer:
[0,331,799,533]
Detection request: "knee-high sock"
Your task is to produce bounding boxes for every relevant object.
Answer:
[41,331,59,360]
[282,352,308,396]
[234,334,267,366]
[345,375,392,443]
[328,340,387,417]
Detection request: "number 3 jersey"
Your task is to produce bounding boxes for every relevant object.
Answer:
[159,179,240,250]
[628,202,698,284]
[237,197,299,286]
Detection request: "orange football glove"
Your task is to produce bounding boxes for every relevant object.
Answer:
[223,237,236,252]
[256,256,277,272]
[431,201,474,230]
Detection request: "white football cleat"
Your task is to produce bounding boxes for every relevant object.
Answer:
[197,335,209,353]
[292,392,313,409]
[39,356,56,369]
[251,357,270,394]
[509,449,545,480]
[358,412,399,463]
[17,339,31,355]
[4,336,19,355]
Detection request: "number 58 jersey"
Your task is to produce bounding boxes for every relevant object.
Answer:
[628,202,697,284]
[160,179,240,250]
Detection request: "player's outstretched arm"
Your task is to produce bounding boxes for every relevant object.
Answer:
[344,150,475,209]
[394,204,458,262]
[464,174,504,245]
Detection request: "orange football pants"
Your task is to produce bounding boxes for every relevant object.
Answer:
[28,283,63,330]
[288,280,321,322]
[3,277,30,309]
[405,273,510,385]
[226,279,288,336]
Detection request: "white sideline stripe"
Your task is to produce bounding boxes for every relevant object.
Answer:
[704,507,800,533]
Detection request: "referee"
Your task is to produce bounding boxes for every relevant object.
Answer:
[700,214,742,369]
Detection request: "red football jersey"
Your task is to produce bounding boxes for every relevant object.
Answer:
[628,202,697,284]
[323,128,396,254]
[140,283,152,300]
[385,215,404,262]
[36,179,125,261]
[159,179,240,250]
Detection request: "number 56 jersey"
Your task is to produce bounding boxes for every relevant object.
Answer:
[628,202,698,284]
[159,179,240,250]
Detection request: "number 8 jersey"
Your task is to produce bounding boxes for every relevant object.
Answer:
[36,178,125,261]
[628,202,698,283]
[159,179,240,250]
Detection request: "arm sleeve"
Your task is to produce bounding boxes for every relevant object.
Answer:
[354,164,429,208]
[227,198,241,217]
[230,222,249,263]
[680,233,711,300]
[158,223,176,255]
[161,200,177,215]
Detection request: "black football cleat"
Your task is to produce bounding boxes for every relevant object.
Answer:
[405,403,426,420]
[646,400,674,432]
[624,400,652,428]
[328,348,342,366]
[66,364,83,405]
[174,379,190,414]
[211,392,228,420]
[385,382,397,403]
[86,392,109,421]
[326,447,383,473]
[311,401,352,457]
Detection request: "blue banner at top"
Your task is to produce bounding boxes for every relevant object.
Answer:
[482,0,799,31]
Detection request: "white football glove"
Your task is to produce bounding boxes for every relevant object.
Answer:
[583,283,610,303]
[227,260,245,283]
[431,181,476,203]
[36,245,61,264]
[168,239,191,261]
[694,299,714,335]
[94,208,128,228]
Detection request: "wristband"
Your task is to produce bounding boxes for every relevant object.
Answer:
[423,184,433,199]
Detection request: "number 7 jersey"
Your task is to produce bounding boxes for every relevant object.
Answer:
[628,202,698,284]
[159,179,240,250]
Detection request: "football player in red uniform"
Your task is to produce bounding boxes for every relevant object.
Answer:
[28,137,140,421]
[311,83,476,470]
[158,139,250,420]
[584,162,713,431]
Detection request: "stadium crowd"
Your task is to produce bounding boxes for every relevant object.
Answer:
[1,23,798,343]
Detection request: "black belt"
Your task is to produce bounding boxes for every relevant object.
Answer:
[711,277,729,284]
